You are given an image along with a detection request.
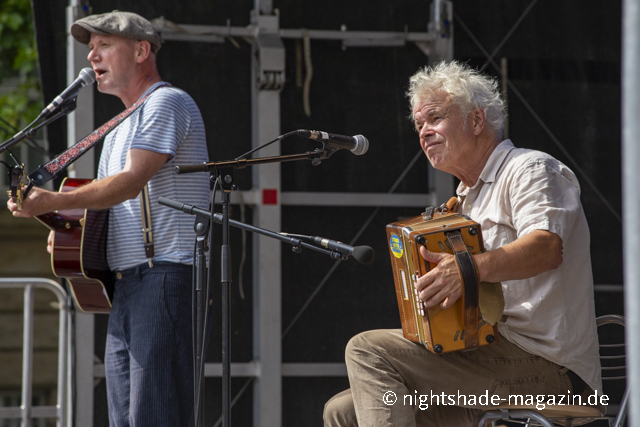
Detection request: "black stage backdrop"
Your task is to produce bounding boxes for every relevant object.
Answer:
[31,1,622,425]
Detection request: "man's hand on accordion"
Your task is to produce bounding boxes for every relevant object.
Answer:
[415,246,463,310]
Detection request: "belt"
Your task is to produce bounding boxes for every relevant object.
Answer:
[113,261,190,280]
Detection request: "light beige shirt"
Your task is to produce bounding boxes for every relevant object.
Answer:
[456,139,601,392]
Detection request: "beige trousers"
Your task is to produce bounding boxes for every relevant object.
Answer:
[324,329,575,427]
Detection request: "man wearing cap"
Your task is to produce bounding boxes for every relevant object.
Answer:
[8,11,210,426]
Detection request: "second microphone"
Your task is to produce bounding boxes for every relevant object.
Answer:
[297,129,369,156]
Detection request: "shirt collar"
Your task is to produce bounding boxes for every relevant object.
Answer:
[457,139,515,194]
[142,81,170,97]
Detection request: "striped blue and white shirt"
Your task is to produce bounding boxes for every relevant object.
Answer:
[97,82,210,271]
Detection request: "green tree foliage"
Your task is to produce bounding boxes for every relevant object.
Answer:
[0,0,42,140]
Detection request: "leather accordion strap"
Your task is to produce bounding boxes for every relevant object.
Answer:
[446,229,480,349]
[140,184,154,268]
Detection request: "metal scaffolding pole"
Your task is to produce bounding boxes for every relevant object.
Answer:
[66,2,95,427]
[66,1,94,178]
[250,4,284,426]
[622,0,640,424]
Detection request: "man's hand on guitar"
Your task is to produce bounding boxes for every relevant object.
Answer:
[7,186,53,218]
[416,247,463,310]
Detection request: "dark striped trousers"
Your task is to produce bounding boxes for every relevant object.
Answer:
[105,262,194,427]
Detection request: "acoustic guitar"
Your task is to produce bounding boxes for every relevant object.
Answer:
[10,174,113,313]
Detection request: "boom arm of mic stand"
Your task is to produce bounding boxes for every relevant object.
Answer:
[158,197,350,260]
[0,98,77,155]
[1,100,78,202]
[174,149,334,174]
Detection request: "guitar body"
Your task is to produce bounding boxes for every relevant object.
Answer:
[36,178,113,313]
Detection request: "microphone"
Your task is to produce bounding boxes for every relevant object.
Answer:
[297,129,369,156]
[309,236,375,264]
[40,67,96,117]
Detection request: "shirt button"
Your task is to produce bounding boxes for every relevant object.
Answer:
[466,204,472,209]
[116,272,123,280]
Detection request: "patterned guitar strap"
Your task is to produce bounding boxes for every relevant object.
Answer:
[28,82,171,187]
[27,82,171,268]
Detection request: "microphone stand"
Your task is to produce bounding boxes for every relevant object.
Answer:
[170,146,348,427]
[0,99,77,155]
[192,206,210,427]
[219,167,233,427]
[1,100,78,202]
[160,187,351,427]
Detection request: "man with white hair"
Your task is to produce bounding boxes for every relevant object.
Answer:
[323,61,602,426]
